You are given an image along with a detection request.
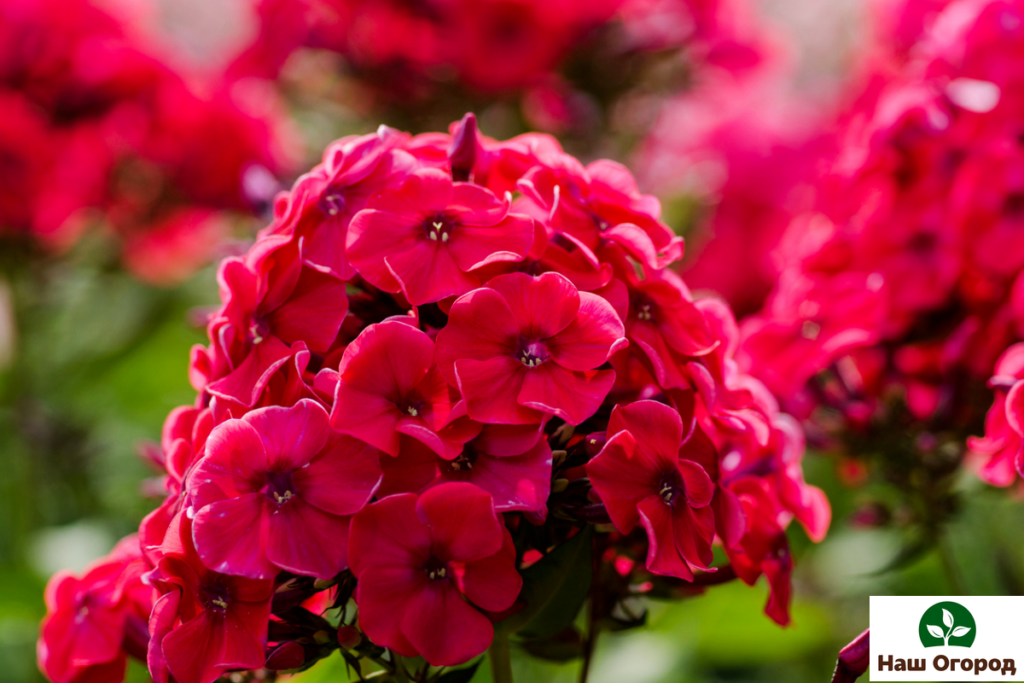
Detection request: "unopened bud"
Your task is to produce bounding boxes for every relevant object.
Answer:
[448,112,479,182]
[337,625,361,650]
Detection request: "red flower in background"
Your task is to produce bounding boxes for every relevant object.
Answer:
[436,272,627,425]
[189,399,381,580]
[38,536,153,683]
[348,483,521,666]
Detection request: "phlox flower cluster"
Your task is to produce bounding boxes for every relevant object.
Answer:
[38,113,829,683]
[0,0,296,284]
[730,0,1024,488]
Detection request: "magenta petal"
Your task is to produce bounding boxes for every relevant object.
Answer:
[267,499,351,579]
[385,242,479,306]
[207,336,293,407]
[518,363,614,425]
[416,483,503,562]
[586,430,657,532]
[677,459,714,508]
[163,611,228,683]
[486,271,580,338]
[450,182,507,224]
[294,433,381,516]
[243,400,329,471]
[266,269,348,353]
[338,320,435,395]
[192,495,276,579]
[147,591,179,683]
[603,222,661,269]
[455,357,543,425]
[355,566,423,658]
[331,384,402,455]
[400,582,495,667]
[348,494,431,576]
[672,503,716,570]
[378,439,442,497]
[607,401,684,464]
[547,291,624,371]
[459,530,522,612]
[713,486,746,549]
[436,289,519,383]
[637,494,694,581]
[190,420,268,510]
[472,422,545,456]
[345,209,421,291]
[446,439,552,512]
[448,215,534,272]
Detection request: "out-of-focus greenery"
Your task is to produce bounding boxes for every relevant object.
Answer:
[3,236,1024,683]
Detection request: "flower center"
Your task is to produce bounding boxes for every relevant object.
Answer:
[658,471,685,507]
[202,586,231,614]
[516,339,549,368]
[319,186,346,217]
[423,557,450,581]
[400,396,425,418]
[448,446,478,472]
[424,214,455,243]
[266,470,297,507]
[249,316,271,345]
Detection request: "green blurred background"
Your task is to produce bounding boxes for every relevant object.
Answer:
[3,236,1024,683]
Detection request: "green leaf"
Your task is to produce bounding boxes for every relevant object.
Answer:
[500,526,593,639]
[436,658,482,683]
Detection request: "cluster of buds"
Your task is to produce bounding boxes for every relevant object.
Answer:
[0,0,295,283]
[38,113,828,683]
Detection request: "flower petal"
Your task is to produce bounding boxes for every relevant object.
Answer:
[637,494,694,581]
[400,582,495,667]
[586,430,657,532]
[416,483,503,562]
[192,495,276,579]
[518,363,614,425]
[243,400,329,471]
[547,291,624,371]
[455,357,543,425]
[267,499,351,579]
[294,433,382,516]
[485,272,580,339]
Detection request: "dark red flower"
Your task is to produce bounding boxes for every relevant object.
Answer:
[348,483,521,666]
[346,168,535,305]
[331,320,470,458]
[587,400,717,580]
[189,399,381,580]
[147,516,274,683]
[436,272,627,425]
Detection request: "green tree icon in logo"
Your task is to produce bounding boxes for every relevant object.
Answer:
[919,602,976,648]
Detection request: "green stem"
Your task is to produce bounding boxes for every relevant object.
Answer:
[936,533,968,596]
[489,631,514,683]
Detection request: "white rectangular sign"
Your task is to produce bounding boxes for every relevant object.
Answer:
[871,596,1024,680]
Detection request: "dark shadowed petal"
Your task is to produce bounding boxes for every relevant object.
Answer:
[400,581,495,667]
[637,494,694,581]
